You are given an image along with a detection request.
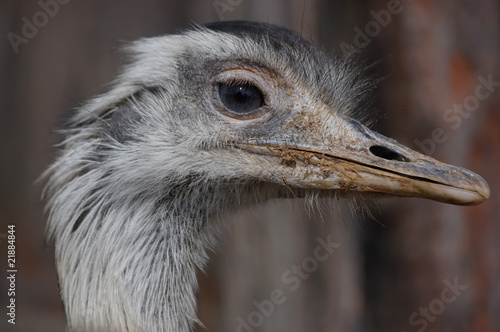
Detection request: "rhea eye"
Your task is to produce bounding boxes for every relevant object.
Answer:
[218,83,264,114]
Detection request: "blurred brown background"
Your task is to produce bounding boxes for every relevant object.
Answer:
[0,0,498,331]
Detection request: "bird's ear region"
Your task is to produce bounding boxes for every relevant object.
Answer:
[105,102,142,144]
[102,89,164,144]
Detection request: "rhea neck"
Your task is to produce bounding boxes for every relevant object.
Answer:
[60,176,282,332]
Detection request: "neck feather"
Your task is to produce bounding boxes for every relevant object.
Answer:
[49,180,232,331]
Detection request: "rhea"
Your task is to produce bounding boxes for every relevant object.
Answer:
[43,21,489,332]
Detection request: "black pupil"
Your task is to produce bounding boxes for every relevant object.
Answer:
[219,83,264,114]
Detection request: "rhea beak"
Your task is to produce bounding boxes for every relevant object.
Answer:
[242,116,490,206]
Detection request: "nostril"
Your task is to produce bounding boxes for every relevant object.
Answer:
[369,145,410,162]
